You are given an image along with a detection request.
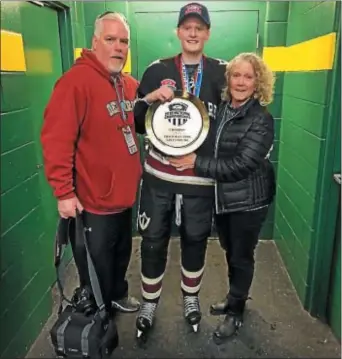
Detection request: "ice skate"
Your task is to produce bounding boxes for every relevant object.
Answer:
[135,301,157,344]
[183,295,201,332]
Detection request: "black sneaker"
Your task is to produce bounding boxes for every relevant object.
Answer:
[112,296,140,313]
[71,286,96,315]
[213,314,243,344]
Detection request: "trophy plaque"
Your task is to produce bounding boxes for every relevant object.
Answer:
[145,90,209,156]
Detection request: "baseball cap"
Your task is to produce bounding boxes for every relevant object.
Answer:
[177,2,211,28]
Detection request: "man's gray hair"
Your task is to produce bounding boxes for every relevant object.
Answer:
[94,12,130,39]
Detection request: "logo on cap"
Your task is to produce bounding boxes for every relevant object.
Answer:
[185,4,202,15]
[178,2,210,28]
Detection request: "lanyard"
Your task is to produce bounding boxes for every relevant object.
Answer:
[180,57,203,97]
[112,76,127,122]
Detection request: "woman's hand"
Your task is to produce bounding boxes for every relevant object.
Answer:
[167,153,197,171]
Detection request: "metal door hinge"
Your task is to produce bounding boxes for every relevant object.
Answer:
[333,173,341,185]
[256,33,259,50]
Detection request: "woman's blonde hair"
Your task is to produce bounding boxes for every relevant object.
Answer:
[222,52,275,106]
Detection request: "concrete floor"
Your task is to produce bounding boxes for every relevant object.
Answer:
[27,239,340,358]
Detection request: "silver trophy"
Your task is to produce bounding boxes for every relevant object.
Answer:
[145,90,209,156]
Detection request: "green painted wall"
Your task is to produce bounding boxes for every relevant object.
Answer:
[273,1,341,319]
[82,1,266,68]
[0,2,86,358]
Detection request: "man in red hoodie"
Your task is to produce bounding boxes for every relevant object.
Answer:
[41,12,142,314]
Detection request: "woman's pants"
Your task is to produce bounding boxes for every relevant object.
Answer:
[215,207,269,312]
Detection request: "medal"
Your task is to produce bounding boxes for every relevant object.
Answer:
[119,100,127,121]
[180,57,203,97]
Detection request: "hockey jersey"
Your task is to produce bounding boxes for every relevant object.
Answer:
[134,54,227,196]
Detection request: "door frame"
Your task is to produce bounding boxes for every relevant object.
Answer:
[28,1,74,72]
[306,4,341,318]
[26,0,75,257]
[326,190,341,339]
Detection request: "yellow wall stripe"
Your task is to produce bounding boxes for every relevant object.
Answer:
[123,49,131,74]
[263,32,336,72]
[74,47,132,74]
[74,47,82,60]
[1,29,26,72]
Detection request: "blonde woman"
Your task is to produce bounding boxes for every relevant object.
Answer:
[169,52,276,342]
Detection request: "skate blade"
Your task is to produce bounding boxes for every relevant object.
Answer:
[192,323,199,332]
[136,330,148,348]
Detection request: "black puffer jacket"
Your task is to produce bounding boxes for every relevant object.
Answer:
[194,99,276,214]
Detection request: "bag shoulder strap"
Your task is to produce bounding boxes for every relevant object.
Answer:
[75,212,107,320]
[54,213,107,320]
[54,218,73,314]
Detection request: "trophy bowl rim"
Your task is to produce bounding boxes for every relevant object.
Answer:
[145,90,210,156]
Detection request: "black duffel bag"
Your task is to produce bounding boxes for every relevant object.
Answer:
[50,212,118,358]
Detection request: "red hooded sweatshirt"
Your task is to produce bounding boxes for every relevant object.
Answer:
[41,49,142,213]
